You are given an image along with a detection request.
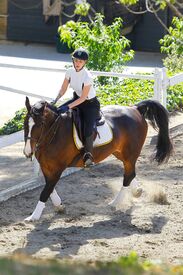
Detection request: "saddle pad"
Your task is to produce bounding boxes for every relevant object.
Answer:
[73,122,113,150]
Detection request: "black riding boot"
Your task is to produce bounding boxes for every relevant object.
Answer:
[83,135,94,168]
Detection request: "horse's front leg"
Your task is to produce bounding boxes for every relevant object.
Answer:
[25,173,61,222]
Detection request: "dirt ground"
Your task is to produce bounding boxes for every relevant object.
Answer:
[0,112,182,264]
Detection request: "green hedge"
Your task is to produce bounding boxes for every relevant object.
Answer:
[0,109,26,136]
[97,78,183,111]
[97,78,154,106]
[0,252,182,274]
[167,83,183,111]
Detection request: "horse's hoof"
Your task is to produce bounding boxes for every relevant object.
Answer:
[24,215,39,222]
[108,200,117,209]
[24,215,40,222]
[24,216,32,222]
[131,187,143,198]
[55,204,66,214]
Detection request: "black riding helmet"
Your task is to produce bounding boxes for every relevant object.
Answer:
[72,48,89,61]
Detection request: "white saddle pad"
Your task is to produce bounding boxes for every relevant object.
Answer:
[73,122,113,150]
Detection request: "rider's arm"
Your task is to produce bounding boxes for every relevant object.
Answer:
[54,78,70,104]
[68,85,91,109]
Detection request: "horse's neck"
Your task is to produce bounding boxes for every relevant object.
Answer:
[42,115,72,145]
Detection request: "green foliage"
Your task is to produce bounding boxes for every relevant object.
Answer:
[119,0,179,10]
[99,252,144,274]
[0,252,183,274]
[160,17,183,73]
[97,78,154,107]
[162,53,183,73]
[97,77,183,112]
[160,17,183,56]
[58,13,134,84]
[119,0,138,5]
[74,0,90,17]
[0,108,26,135]
[159,17,183,109]
[167,83,183,111]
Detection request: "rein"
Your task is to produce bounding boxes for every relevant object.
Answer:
[29,115,61,154]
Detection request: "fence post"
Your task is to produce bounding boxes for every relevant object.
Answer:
[154,68,162,103]
[162,67,168,108]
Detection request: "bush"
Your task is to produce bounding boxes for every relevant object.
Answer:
[0,252,183,274]
[58,14,134,84]
[167,83,183,111]
[97,78,154,107]
[159,17,183,111]
[0,108,26,136]
[97,79,183,111]
[160,17,183,73]
[162,54,183,74]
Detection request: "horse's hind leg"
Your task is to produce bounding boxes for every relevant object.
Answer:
[45,187,65,215]
[123,160,142,198]
[109,157,142,208]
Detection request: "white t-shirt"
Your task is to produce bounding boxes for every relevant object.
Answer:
[65,67,96,99]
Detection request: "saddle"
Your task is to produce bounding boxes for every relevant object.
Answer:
[72,108,105,143]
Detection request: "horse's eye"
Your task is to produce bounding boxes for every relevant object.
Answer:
[31,107,40,116]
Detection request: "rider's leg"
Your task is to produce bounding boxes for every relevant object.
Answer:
[81,98,100,167]
[83,134,94,167]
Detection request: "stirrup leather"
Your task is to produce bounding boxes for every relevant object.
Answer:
[83,152,94,167]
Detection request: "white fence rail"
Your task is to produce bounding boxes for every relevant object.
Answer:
[0,85,52,101]
[154,69,183,107]
[168,72,183,86]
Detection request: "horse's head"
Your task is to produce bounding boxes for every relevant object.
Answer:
[23,96,57,158]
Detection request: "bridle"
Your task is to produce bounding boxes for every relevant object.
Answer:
[26,120,44,154]
[26,109,61,156]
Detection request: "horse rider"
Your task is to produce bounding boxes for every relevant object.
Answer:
[51,47,100,168]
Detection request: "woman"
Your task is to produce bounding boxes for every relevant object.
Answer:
[52,48,100,168]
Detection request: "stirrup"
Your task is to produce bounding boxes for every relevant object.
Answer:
[83,152,94,168]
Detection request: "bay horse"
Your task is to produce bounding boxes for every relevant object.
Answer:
[23,97,172,221]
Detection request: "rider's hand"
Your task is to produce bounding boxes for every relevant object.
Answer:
[57,105,69,114]
[50,99,57,105]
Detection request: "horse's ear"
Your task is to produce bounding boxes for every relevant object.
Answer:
[25,96,31,113]
[43,104,51,118]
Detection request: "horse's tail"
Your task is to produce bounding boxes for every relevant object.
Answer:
[136,100,173,164]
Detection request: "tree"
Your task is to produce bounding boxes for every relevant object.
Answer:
[118,0,183,18]
[71,0,183,32]
[58,14,134,83]
[159,17,183,73]
[118,0,183,31]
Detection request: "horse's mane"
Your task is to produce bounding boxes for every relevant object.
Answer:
[31,100,58,116]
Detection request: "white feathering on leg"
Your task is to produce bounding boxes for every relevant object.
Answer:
[50,189,65,213]
[130,178,143,198]
[24,201,45,222]
[108,186,129,208]
[50,189,62,206]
